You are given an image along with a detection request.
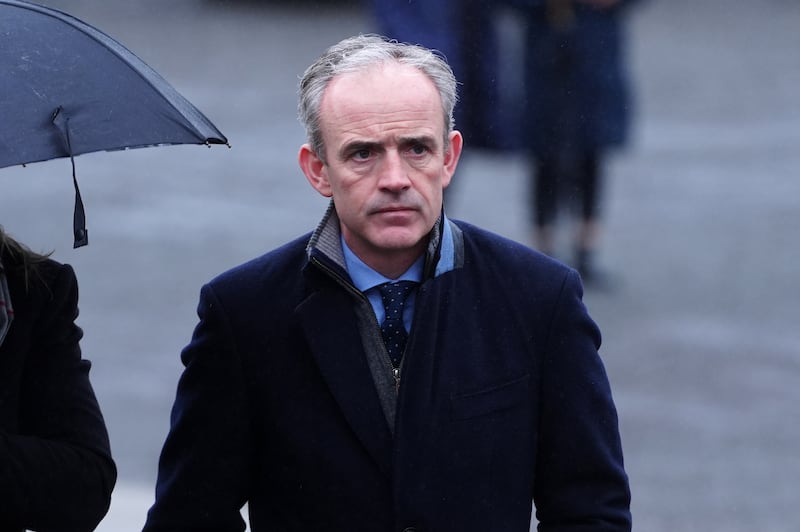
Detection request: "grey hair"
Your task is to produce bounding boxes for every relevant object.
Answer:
[297,34,459,162]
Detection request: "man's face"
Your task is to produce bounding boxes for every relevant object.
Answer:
[299,62,462,277]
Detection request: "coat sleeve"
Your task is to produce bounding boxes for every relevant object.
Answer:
[533,269,632,531]
[0,264,116,531]
[143,283,253,532]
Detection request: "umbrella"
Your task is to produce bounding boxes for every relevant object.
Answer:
[0,0,229,247]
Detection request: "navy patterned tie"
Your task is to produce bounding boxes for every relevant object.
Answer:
[378,281,417,368]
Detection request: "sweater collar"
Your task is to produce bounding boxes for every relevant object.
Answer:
[305,200,459,283]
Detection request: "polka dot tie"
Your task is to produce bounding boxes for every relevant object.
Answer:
[378,281,417,368]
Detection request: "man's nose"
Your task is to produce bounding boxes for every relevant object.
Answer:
[378,150,411,190]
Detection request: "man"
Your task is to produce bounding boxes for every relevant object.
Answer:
[143,34,631,531]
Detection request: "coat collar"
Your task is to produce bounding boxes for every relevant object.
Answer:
[304,199,461,284]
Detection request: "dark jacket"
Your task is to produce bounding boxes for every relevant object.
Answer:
[144,216,630,531]
[513,0,639,156]
[0,256,116,532]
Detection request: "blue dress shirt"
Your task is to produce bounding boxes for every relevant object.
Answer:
[341,237,423,332]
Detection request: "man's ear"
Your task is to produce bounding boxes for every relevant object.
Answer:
[298,144,332,197]
[441,130,463,189]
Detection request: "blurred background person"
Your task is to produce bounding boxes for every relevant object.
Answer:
[0,226,116,531]
[510,0,640,285]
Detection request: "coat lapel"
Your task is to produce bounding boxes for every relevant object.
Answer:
[297,287,393,478]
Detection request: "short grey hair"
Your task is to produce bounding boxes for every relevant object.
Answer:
[298,34,458,162]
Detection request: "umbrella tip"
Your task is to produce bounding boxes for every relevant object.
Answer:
[204,140,231,149]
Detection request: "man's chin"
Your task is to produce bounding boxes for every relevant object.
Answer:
[372,228,428,252]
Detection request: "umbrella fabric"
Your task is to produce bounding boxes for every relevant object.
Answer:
[0,0,228,246]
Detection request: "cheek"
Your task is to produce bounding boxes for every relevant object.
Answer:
[331,183,367,216]
[421,172,446,198]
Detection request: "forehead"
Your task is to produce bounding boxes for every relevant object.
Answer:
[319,62,445,139]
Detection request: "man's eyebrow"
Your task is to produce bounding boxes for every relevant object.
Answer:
[337,135,440,160]
[397,134,438,147]
[337,140,382,160]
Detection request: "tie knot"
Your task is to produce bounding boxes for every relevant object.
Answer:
[378,280,417,307]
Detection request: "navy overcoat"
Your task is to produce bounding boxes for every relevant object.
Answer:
[144,219,631,531]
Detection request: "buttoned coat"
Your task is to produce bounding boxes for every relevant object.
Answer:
[0,258,116,532]
[144,219,631,532]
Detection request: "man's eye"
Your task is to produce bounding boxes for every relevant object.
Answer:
[353,149,371,160]
[409,144,428,155]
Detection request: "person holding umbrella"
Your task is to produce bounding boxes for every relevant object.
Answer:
[144,34,630,531]
[1,2,225,528]
[0,226,116,531]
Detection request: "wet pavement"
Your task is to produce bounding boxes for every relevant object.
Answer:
[2,0,799,530]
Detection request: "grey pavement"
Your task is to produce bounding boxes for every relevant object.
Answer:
[2,0,799,530]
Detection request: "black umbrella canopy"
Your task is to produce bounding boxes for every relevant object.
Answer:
[0,0,229,246]
[0,0,228,167]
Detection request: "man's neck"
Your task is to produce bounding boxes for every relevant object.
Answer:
[350,243,427,280]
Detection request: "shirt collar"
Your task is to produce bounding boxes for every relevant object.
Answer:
[306,199,460,284]
[341,235,424,293]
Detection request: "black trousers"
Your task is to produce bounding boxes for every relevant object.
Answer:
[531,150,602,228]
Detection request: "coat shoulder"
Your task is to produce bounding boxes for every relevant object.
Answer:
[208,233,311,292]
[198,233,312,319]
[451,220,584,311]
[3,255,77,317]
[454,220,573,279]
